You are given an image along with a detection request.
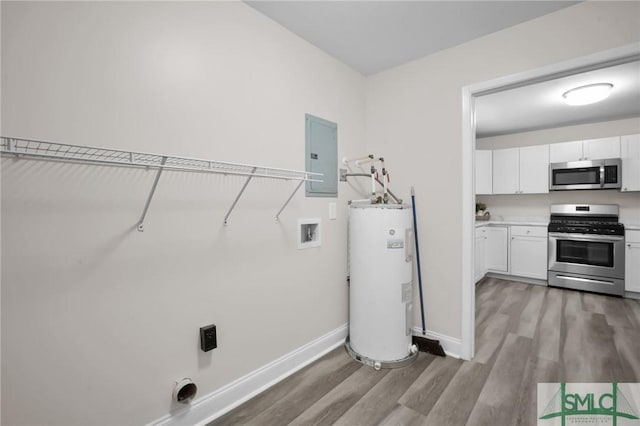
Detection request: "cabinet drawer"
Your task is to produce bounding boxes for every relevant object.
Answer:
[627,230,640,243]
[511,226,547,238]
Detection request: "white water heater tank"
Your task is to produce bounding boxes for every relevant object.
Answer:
[347,203,417,368]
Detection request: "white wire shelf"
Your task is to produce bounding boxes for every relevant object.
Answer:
[0,137,321,181]
[1,136,323,229]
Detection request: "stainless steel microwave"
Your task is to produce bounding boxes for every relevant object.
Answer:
[549,158,621,191]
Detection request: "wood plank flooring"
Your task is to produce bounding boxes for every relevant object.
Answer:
[210,278,640,426]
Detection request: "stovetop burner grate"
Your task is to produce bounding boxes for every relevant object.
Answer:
[548,218,625,236]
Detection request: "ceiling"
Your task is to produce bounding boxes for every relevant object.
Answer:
[246,1,639,137]
[246,1,577,76]
[476,60,640,137]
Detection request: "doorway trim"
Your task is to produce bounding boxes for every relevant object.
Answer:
[460,42,640,361]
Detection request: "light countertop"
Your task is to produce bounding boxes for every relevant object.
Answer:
[475,216,548,227]
[475,218,640,231]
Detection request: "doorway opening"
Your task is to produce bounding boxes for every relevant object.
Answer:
[460,43,640,360]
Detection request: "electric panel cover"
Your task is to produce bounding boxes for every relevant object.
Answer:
[305,114,337,197]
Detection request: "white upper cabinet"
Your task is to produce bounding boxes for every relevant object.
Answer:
[621,134,640,192]
[493,145,549,195]
[583,137,621,160]
[549,140,583,163]
[519,145,549,194]
[475,150,493,195]
[549,137,621,162]
[492,148,519,194]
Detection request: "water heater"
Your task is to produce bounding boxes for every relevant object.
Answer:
[346,203,418,369]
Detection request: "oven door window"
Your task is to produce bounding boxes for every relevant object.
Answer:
[556,239,613,267]
[552,167,600,186]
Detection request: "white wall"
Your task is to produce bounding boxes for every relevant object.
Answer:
[477,117,640,150]
[477,117,640,224]
[365,2,640,340]
[1,2,365,425]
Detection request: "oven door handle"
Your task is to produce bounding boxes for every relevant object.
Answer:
[555,274,617,286]
[548,233,625,242]
[600,165,605,188]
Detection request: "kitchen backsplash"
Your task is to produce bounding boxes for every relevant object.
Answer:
[476,190,640,224]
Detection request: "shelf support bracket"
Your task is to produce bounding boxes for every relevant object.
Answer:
[137,156,167,232]
[224,167,257,226]
[275,180,304,221]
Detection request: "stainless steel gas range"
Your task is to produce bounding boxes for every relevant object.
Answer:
[548,204,625,296]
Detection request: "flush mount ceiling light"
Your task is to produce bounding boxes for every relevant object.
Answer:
[562,83,614,106]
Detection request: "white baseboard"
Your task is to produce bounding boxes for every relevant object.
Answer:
[412,327,461,359]
[149,324,348,426]
[625,291,640,300]
[149,323,459,426]
[486,272,548,287]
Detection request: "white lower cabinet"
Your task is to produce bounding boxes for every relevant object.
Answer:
[475,222,640,291]
[486,226,508,273]
[510,226,548,280]
[626,231,640,293]
[475,227,487,283]
[476,224,542,282]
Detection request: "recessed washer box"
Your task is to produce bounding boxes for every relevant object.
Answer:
[298,218,321,249]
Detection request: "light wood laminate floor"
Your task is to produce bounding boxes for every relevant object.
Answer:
[210,278,640,426]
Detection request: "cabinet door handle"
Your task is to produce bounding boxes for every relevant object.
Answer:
[599,165,605,188]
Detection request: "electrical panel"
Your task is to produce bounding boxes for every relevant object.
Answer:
[305,114,337,197]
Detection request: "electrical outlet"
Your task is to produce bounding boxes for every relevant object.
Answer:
[200,324,217,352]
